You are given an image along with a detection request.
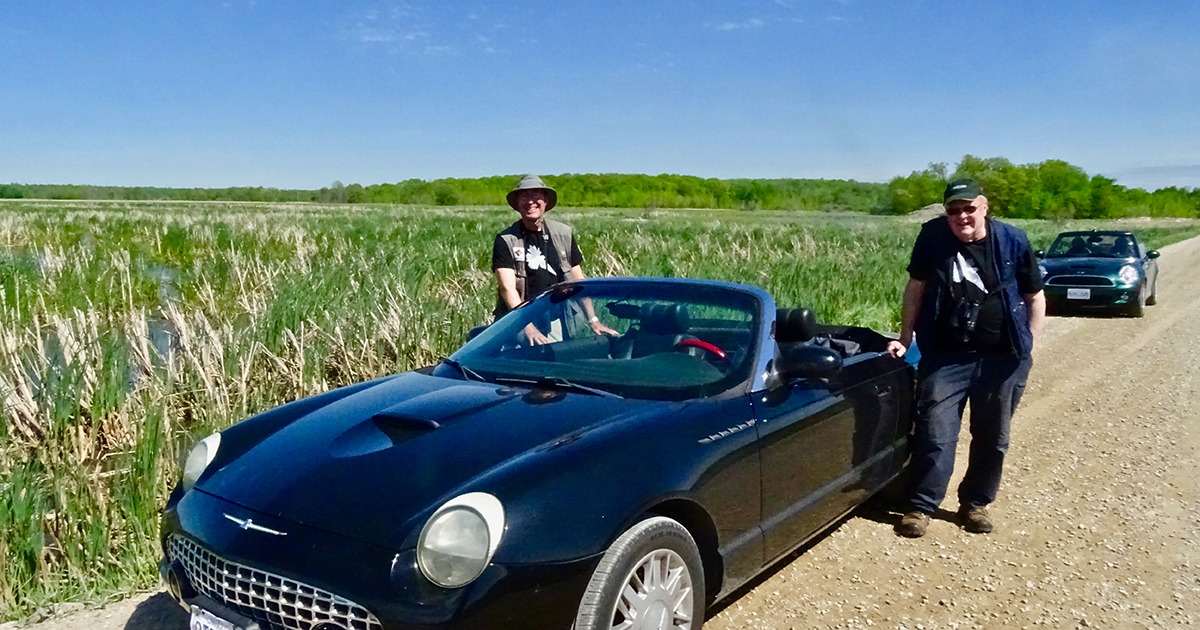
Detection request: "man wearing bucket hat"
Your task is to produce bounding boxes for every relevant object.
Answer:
[492,174,617,345]
[884,178,1045,538]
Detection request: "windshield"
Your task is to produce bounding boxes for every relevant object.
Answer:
[444,280,762,401]
[1046,233,1137,259]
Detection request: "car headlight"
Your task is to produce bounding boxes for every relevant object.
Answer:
[417,492,505,588]
[1118,264,1139,285]
[182,433,221,492]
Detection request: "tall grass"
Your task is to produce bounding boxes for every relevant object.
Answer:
[1,200,1198,619]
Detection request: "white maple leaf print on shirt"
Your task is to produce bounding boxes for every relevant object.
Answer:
[526,244,548,271]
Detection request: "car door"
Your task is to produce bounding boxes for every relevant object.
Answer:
[752,354,905,561]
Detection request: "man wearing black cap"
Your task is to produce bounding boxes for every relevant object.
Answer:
[492,174,616,345]
[885,178,1045,538]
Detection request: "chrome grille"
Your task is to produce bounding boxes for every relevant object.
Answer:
[1047,275,1114,287]
[168,535,382,630]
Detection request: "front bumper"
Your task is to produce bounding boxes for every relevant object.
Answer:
[1044,284,1139,310]
[161,489,601,630]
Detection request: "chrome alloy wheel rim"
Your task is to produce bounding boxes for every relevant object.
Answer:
[608,549,694,630]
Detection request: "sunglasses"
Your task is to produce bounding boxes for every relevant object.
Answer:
[945,204,980,217]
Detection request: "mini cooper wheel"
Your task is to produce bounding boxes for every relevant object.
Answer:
[574,516,705,630]
[1129,284,1146,318]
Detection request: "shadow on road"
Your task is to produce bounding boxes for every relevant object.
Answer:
[126,592,188,630]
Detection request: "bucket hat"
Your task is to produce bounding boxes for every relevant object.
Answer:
[506,174,557,211]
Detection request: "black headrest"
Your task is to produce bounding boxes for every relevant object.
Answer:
[640,303,690,335]
[775,307,817,343]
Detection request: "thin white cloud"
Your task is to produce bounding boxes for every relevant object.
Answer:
[713,18,767,31]
[340,1,500,57]
[707,0,811,33]
[423,45,459,56]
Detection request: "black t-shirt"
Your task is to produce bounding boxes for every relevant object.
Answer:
[908,229,1043,353]
[491,226,584,301]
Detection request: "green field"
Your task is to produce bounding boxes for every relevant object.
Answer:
[1,199,1198,619]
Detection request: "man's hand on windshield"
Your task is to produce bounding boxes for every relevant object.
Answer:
[524,323,551,345]
[589,319,618,337]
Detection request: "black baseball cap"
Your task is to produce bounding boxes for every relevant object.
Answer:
[944,178,983,203]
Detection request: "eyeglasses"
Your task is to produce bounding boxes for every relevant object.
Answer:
[945,204,980,217]
[516,191,547,204]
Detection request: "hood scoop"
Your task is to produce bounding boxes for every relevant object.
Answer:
[372,406,441,430]
[329,408,441,460]
[325,384,516,460]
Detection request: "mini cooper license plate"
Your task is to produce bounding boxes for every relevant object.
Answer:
[1067,288,1091,300]
[191,606,243,630]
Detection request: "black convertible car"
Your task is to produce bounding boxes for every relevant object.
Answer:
[161,277,914,630]
[1037,230,1160,317]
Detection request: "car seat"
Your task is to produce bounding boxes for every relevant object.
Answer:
[775,307,818,343]
[1066,236,1090,256]
[1110,237,1133,257]
[611,303,692,359]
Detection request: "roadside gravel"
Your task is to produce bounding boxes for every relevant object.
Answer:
[6,236,1198,630]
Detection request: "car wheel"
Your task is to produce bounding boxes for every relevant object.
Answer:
[1128,284,1146,318]
[573,516,706,630]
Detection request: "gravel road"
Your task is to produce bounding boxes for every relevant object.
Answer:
[6,236,1198,630]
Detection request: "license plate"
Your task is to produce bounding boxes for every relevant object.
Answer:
[191,606,244,630]
[1066,288,1091,300]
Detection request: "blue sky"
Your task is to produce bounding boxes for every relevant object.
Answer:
[3,1,1198,191]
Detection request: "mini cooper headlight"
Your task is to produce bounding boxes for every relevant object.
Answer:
[1118,264,1139,285]
[182,432,221,492]
[417,492,505,588]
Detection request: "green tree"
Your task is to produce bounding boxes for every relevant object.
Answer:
[885,163,947,214]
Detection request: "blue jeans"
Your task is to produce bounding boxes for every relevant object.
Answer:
[908,351,1032,514]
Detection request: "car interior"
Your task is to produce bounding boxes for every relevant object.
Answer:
[773,307,892,359]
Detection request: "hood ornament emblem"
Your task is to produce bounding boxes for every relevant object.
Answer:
[224,513,288,536]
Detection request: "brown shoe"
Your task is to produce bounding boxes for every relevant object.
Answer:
[958,504,993,534]
[896,511,930,538]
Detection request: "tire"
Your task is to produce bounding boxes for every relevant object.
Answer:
[1129,284,1146,318]
[573,517,706,630]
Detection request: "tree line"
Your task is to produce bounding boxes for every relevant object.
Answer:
[886,156,1199,219]
[3,156,1197,218]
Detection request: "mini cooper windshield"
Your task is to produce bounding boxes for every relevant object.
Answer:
[447,280,761,400]
[1045,231,1140,258]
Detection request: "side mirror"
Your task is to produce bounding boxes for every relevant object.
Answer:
[1147,250,1160,259]
[466,324,489,341]
[776,344,843,381]
[1034,249,1045,259]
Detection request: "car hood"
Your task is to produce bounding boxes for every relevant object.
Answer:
[1041,257,1132,274]
[197,372,669,548]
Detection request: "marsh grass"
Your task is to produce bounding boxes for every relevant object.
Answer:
[1,199,1197,619]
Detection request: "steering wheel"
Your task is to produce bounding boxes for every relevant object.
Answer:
[675,338,727,362]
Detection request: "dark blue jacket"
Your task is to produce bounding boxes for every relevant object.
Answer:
[912,217,1036,358]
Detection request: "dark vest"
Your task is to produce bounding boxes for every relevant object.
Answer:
[913,217,1035,357]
